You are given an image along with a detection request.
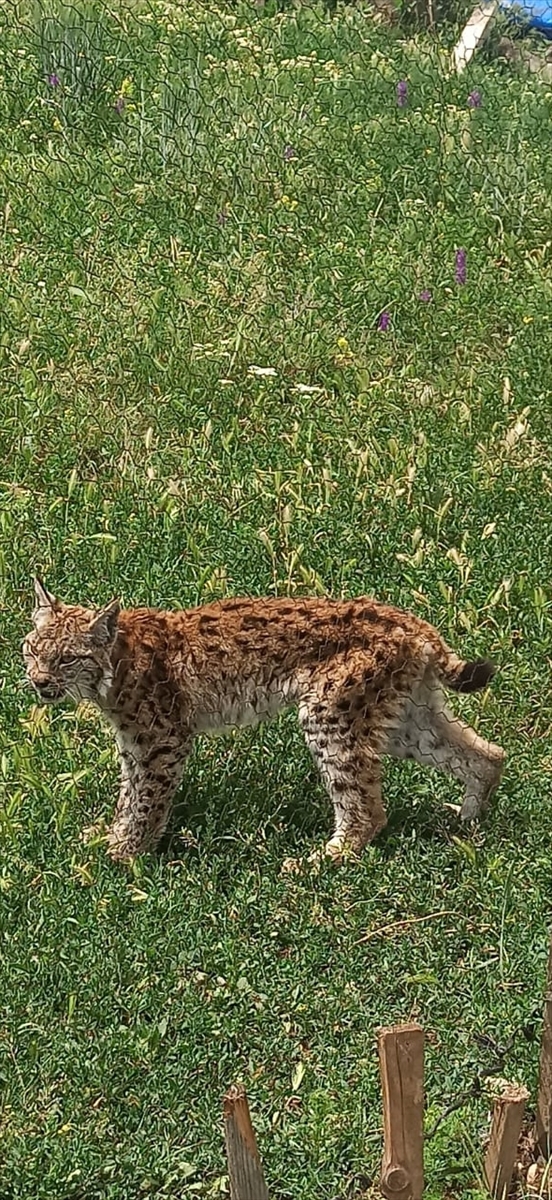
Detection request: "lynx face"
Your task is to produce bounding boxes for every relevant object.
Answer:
[23,579,119,704]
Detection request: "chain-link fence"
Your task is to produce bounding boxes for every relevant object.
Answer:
[2,0,552,1196]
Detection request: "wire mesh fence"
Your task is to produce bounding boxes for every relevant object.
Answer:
[2,0,552,1196]
[3,0,550,605]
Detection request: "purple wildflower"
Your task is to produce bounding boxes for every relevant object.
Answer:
[217,209,229,226]
[48,72,60,87]
[378,311,391,332]
[467,89,482,108]
[284,144,297,161]
[455,248,467,285]
[114,95,126,114]
[397,80,408,108]
[419,289,432,303]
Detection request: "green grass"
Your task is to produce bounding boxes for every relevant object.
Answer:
[2,0,552,1195]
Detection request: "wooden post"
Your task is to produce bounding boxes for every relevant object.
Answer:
[484,1081,529,1199]
[452,1,499,74]
[223,1085,270,1200]
[378,1023,425,1200]
[537,927,552,1157]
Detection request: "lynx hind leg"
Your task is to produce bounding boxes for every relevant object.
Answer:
[385,672,505,820]
[298,695,387,862]
[458,731,505,822]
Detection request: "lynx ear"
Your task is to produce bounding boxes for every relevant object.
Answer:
[89,598,120,646]
[33,577,59,628]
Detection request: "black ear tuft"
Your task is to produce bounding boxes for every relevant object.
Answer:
[34,577,57,609]
[33,578,59,627]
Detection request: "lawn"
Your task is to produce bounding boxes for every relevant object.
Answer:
[2,0,552,1195]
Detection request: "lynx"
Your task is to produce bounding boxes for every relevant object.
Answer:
[23,578,505,863]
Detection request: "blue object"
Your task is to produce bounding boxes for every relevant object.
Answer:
[500,0,552,36]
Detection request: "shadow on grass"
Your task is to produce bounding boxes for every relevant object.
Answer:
[158,749,327,857]
[156,745,481,862]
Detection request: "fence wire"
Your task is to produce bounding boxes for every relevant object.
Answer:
[2,0,550,610]
[2,0,552,1196]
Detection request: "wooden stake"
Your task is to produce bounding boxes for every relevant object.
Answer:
[223,1085,270,1200]
[484,1080,529,1200]
[537,928,552,1157]
[378,1023,425,1200]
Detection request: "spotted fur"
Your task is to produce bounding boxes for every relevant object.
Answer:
[23,578,505,862]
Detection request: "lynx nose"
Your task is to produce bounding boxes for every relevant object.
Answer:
[33,676,58,700]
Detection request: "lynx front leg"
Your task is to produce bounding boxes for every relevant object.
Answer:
[299,701,387,860]
[107,737,190,861]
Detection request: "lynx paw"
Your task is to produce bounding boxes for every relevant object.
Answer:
[443,802,462,817]
[325,835,362,864]
[106,826,141,862]
[459,796,481,822]
[307,836,360,869]
[281,856,303,876]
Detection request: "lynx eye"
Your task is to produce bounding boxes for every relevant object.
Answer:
[59,653,78,667]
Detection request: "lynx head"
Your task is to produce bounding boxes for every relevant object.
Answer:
[23,578,120,704]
